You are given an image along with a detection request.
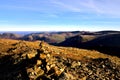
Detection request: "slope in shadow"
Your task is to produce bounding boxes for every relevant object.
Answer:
[57,33,120,57]
[0,49,44,80]
[0,55,29,80]
[82,34,120,57]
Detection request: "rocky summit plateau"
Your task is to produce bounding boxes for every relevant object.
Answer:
[0,39,120,80]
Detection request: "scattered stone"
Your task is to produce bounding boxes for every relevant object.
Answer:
[40,54,47,59]
[27,53,36,59]
[36,60,42,66]
[0,40,120,80]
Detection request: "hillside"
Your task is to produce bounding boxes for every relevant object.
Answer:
[0,39,120,80]
[83,33,120,47]
[0,33,22,39]
[0,31,120,57]
[58,32,120,57]
[0,31,95,44]
[82,33,120,57]
[58,35,96,47]
[19,31,82,44]
[94,30,120,35]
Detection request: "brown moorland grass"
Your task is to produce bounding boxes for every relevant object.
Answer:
[0,39,120,65]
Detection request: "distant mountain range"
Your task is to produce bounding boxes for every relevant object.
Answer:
[58,31,120,47]
[0,33,22,39]
[58,31,120,57]
[0,30,120,57]
[0,31,93,44]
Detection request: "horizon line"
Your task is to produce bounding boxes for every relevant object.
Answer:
[0,30,120,32]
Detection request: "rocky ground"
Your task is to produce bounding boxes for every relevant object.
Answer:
[0,39,120,80]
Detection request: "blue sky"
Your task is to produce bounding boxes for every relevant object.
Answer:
[0,0,120,31]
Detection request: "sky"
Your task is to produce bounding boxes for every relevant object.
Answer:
[0,0,120,31]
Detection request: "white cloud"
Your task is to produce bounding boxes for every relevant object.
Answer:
[94,0,120,16]
[1,0,120,16]
[80,0,120,16]
[50,0,81,12]
[50,0,120,16]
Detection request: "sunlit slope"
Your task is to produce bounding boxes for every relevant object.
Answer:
[0,39,120,79]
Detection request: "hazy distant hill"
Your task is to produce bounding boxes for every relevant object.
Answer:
[94,30,120,35]
[20,33,66,44]
[19,31,98,44]
[0,33,22,39]
[19,31,83,44]
[0,31,83,44]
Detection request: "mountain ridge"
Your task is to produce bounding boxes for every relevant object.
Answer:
[0,39,120,79]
